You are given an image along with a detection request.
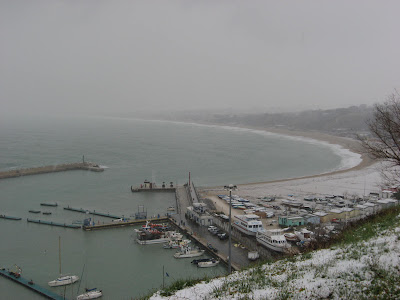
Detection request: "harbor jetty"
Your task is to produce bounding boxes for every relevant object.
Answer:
[27,219,81,229]
[0,162,104,180]
[64,206,122,219]
[0,268,66,300]
[82,216,169,231]
[131,179,176,192]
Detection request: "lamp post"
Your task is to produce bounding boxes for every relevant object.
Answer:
[224,184,237,274]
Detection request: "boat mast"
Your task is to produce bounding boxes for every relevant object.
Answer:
[59,236,62,275]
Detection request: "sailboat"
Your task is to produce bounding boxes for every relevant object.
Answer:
[77,288,103,300]
[76,264,102,299]
[48,236,79,287]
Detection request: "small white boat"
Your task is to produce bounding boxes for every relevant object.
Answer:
[77,288,102,300]
[49,237,79,287]
[167,206,175,211]
[48,275,79,287]
[295,228,315,242]
[284,232,299,242]
[174,246,205,258]
[197,259,219,268]
[163,239,190,249]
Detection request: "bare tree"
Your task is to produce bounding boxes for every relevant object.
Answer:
[360,92,400,185]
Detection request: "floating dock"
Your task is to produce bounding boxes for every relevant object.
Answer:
[63,206,122,219]
[27,219,81,229]
[83,217,169,231]
[0,268,66,300]
[0,162,104,180]
[0,215,22,221]
[40,203,58,207]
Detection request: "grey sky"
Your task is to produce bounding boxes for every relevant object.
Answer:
[1,1,399,116]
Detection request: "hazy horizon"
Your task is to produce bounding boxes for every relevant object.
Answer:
[1,1,400,117]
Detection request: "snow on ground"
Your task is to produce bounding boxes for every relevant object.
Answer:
[150,218,400,300]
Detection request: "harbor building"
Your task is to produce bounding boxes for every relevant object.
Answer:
[186,203,214,226]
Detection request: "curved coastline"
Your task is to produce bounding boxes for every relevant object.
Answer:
[155,119,374,185]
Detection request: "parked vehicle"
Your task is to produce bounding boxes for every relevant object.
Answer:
[207,243,218,253]
[218,233,228,240]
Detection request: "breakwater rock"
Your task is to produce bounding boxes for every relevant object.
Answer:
[0,162,104,179]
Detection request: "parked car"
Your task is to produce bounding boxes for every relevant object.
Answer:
[207,243,218,253]
[208,226,217,232]
[218,233,228,240]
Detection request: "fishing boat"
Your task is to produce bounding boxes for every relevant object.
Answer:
[173,245,205,258]
[256,229,291,253]
[77,288,102,300]
[135,228,183,245]
[48,237,79,287]
[163,239,190,249]
[232,214,265,236]
[197,259,219,268]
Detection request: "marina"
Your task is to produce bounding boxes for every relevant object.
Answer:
[0,116,351,299]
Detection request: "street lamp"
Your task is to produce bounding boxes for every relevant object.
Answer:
[224,184,237,274]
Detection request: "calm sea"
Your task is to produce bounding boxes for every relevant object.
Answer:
[0,115,358,299]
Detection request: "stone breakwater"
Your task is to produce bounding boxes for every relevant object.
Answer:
[0,162,104,179]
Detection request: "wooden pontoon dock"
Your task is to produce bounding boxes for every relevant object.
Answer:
[27,218,81,229]
[63,206,122,219]
[0,268,66,300]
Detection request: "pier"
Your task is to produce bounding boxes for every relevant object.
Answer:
[82,216,169,231]
[27,219,81,229]
[0,162,104,180]
[0,268,66,300]
[0,215,22,221]
[131,179,176,192]
[63,206,122,219]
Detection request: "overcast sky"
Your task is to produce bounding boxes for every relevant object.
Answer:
[1,1,400,116]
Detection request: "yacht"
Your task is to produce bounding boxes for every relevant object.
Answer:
[256,229,291,253]
[232,214,265,236]
[48,275,79,287]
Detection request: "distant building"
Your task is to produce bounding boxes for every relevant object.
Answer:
[186,203,213,226]
[278,216,304,227]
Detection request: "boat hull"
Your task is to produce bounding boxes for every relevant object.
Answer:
[77,290,102,300]
[232,223,257,236]
[197,260,219,268]
[48,275,79,287]
[174,250,205,258]
[137,238,170,245]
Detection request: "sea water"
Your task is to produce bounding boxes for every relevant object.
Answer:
[0,115,359,299]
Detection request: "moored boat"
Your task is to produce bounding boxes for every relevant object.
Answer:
[77,288,102,300]
[48,275,79,287]
[29,210,41,214]
[173,245,205,258]
[0,215,22,220]
[197,259,219,268]
[42,212,52,215]
[191,258,213,265]
[256,229,291,253]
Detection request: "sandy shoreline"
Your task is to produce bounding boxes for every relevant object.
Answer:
[184,121,376,188]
